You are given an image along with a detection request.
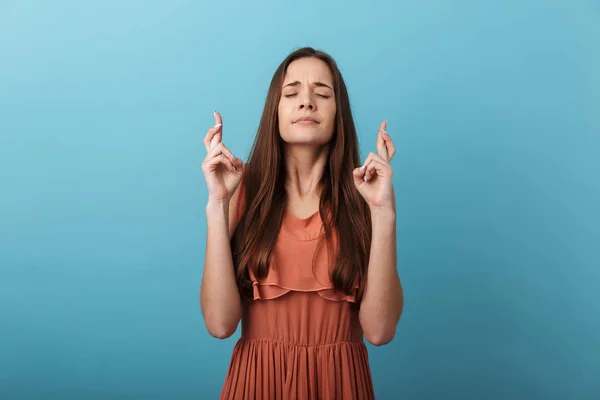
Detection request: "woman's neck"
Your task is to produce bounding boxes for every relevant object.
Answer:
[283,144,329,199]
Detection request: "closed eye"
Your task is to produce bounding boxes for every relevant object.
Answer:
[284,93,331,99]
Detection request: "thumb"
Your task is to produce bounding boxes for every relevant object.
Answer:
[352,166,366,188]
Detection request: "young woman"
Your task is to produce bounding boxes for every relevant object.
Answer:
[200,47,403,399]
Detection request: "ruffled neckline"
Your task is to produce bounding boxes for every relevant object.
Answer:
[280,208,325,241]
[249,207,358,304]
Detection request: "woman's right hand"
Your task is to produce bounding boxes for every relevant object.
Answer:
[202,111,244,204]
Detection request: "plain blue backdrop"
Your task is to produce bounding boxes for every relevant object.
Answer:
[1,0,598,398]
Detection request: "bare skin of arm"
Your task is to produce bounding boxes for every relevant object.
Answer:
[199,111,244,339]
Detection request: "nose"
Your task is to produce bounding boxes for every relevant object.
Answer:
[298,92,315,111]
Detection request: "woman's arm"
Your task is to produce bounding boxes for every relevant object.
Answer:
[358,208,403,346]
[199,112,244,339]
[353,120,403,346]
[200,186,243,339]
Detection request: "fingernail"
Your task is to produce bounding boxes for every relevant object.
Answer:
[359,165,365,172]
[214,123,222,128]
[214,111,216,118]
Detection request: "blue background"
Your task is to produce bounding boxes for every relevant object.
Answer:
[1,0,598,398]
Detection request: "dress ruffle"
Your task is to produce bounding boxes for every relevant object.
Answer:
[252,282,358,303]
[248,209,358,303]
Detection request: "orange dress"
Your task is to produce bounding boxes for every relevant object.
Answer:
[219,185,375,399]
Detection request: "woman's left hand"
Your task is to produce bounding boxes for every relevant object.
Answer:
[353,120,397,211]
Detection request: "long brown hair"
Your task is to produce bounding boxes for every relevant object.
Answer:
[231,47,372,304]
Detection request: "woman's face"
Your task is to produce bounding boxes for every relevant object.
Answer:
[278,57,336,146]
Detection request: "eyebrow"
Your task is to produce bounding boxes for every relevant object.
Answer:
[282,81,333,90]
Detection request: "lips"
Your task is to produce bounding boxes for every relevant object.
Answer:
[294,117,320,124]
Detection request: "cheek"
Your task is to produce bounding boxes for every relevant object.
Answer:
[324,104,336,127]
[278,102,293,122]
[278,103,293,138]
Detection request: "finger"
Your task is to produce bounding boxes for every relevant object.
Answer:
[207,111,224,151]
[205,152,236,172]
[232,157,243,171]
[361,152,388,170]
[204,125,222,152]
[366,160,377,181]
[210,142,237,165]
[215,153,243,173]
[381,130,396,161]
[214,110,223,127]
[376,120,389,161]
[357,159,376,182]
[356,159,372,183]
[367,157,393,180]
[212,144,243,172]
[203,148,241,171]
[353,166,366,186]
[361,152,393,181]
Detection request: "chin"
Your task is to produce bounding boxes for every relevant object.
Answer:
[280,126,332,145]
[281,133,331,146]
